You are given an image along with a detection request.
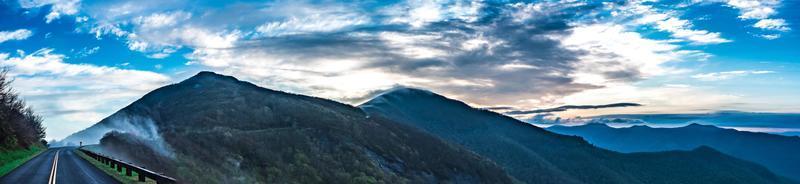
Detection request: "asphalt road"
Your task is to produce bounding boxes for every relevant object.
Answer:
[0,147,120,184]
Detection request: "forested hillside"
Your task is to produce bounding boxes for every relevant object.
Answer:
[547,123,800,181]
[0,69,46,176]
[66,71,515,184]
[360,88,794,184]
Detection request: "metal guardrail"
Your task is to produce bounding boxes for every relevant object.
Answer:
[79,148,176,184]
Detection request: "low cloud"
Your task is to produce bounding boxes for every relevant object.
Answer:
[505,103,642,115]
[0,48,170,140]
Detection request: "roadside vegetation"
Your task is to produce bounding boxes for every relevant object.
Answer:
[0,144,44,176]
[0,69,47,177]
[74,147,156,184]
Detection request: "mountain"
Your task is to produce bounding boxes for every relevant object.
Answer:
[547,123,800,181]
[783,132,800,137]
[359,88,794,184]
[592,112,800,136]
[59,72,515,183]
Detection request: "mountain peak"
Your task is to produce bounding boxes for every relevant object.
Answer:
[186,71,239,83]
[691,145,722,154]
[381,86,437,97]
[584,123,613,128]
[684,123,716,129]
[361,86,449,106]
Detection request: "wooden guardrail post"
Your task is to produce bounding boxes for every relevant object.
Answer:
[137,169,146,182]
[125,167,132,176]
[117,163,123,172]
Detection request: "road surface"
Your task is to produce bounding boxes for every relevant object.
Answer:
[0,147,120,184]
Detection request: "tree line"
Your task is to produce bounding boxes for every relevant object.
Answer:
[0,69,45,149]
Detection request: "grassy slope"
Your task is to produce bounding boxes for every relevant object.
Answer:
[0,145,45,177]
[74,148,156,184]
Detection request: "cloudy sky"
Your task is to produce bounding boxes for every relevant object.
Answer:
[1,0,798,140]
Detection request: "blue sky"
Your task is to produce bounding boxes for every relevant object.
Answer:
[0,0,798,140]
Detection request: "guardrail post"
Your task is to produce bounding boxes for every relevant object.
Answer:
[117,163,123,172]
[157,178,173,184]
[126,167,132,176]
[138,170,146,182]
[110,161,115,168]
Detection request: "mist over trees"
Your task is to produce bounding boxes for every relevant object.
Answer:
[0,69,45,149]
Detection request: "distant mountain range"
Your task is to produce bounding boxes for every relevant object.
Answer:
[57,72,794,184]
[547,123,800,182]
[592,112,800,136]
[360,88,793,184]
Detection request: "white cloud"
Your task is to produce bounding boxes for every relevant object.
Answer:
[0,29,34,43]
[558,24,707,85]
[75,16,88,22]
[618,2,731,45]
[133,11,192,29]
[691,70,775,81]
[386,0,443,28]
[89,23,128,38]
[18,0,81,23]
[759,34,780,40]
[123,26,240,59]
[78,1,376,58]
[653,18,731,44]
[256,13,368,37]
[186,46,417,100]
[378,31,448,59]
[384,0,483,28]
[75,46,100,57]
[723,0,780,19]
[508,1,586,23]
[696,0,789,36]
[753,19,790,31]
[499,63,538,70]
[0,48,171,140]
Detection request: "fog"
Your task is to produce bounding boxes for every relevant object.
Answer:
[52,112,173,157]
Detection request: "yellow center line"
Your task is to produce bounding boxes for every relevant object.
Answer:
[48,150,60,184]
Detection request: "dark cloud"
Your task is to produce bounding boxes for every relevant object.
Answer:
[506,103,643,115]
[482,106,516,111]
[190,0,646,106]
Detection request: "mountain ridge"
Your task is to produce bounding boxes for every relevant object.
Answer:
[59,71,516,183]
[547,123,800,181]
[360,87,794,184]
